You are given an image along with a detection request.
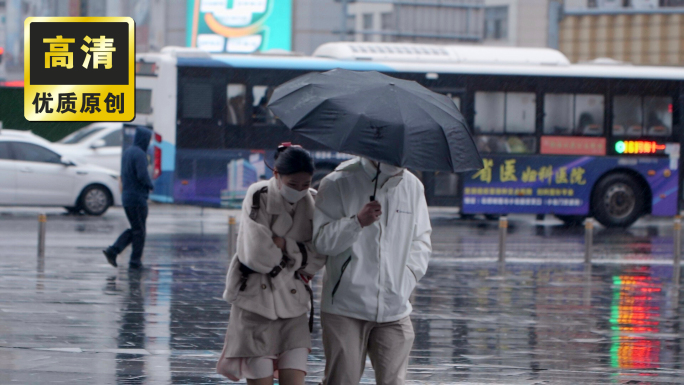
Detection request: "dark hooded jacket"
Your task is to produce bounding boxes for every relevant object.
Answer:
[121,127,154,206]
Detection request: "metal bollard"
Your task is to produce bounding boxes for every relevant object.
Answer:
[674,216,682,287]
[37,213,46,257]
[584,218,594,264]
[498,216,507,263]
[583,261,593,308]
[228,215,237,257]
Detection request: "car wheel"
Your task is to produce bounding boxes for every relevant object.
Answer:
[555,214,586,227]
[592,173,645,228]
[80,185,111,216]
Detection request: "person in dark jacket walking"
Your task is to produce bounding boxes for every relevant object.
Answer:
[103,127,154,269]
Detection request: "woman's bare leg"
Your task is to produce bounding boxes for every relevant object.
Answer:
[278,369,305,385]
[247,377,274,385]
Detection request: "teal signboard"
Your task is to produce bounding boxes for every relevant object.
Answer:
[186,0,291,53]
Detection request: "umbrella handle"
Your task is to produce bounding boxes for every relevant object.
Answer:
[370,162,381,202]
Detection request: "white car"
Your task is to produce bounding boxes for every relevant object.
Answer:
[51,123,123,172]
[0,130,122,215]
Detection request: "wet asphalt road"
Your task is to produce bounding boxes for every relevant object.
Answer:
[0,205,683,384]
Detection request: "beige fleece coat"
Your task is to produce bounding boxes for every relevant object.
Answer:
[223,177,326,320]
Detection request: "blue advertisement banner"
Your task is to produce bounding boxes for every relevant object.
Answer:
[463,154,679,217]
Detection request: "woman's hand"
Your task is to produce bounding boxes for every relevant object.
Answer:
[272,236,286,251]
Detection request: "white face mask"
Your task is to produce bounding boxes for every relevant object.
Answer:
[279,183,309,204]
[379,163,405,176]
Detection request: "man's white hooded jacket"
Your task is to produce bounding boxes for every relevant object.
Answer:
[313,157,432,323]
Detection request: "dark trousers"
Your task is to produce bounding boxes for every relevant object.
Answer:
[111,206,148,266]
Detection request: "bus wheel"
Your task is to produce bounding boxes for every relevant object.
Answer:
[592,173,645,228]
[555,215,586,227]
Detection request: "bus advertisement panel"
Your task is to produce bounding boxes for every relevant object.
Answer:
[462,152,679,217]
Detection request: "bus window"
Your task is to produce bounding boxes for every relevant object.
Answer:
[544,93,604,136]
[445,93,461,110]
[505,92,535,134]
[613,95,672,137]
[474,92,504,133]
[252,85,276,125]
[475,91,535,134]
[613,96,643,137]
[475,91,536,154]
[181,82,213,119]
[476,135,536,154]
[135,89,153,114]
[575,94,604,136]
[644,96,672,137]
[227,84,247,125]
[544,93,573,135]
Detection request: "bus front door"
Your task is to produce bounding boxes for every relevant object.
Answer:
[423,89,465,207]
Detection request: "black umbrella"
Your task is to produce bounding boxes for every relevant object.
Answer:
[268,69,483,199]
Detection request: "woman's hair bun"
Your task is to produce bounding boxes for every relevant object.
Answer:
[274,143,315,176]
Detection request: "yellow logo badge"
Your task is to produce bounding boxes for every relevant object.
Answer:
[24,17,135,122]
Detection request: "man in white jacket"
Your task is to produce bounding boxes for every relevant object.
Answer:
[313,157,432,385]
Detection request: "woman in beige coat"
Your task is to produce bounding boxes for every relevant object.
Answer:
[217,145,326,385]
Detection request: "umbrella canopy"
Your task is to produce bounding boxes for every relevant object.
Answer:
[268,68,483,173]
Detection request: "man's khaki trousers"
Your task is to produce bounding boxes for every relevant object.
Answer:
[321,312,415,385]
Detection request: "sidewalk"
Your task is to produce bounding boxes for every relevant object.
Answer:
[0,205,683,384]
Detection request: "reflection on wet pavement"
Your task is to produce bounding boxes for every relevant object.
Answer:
[0,207,682,384]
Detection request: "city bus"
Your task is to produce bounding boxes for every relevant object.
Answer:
[135,43,683,227]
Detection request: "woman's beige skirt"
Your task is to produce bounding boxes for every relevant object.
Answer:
[216,305,311,380]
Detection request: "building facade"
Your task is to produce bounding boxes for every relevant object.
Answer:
[482,0,554,47]
[345,0,484,44]
[1,0,185,78]
[292,0,346,54]
[12,0,680,74]
[559,0,684,65]
[348,0,559,48]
